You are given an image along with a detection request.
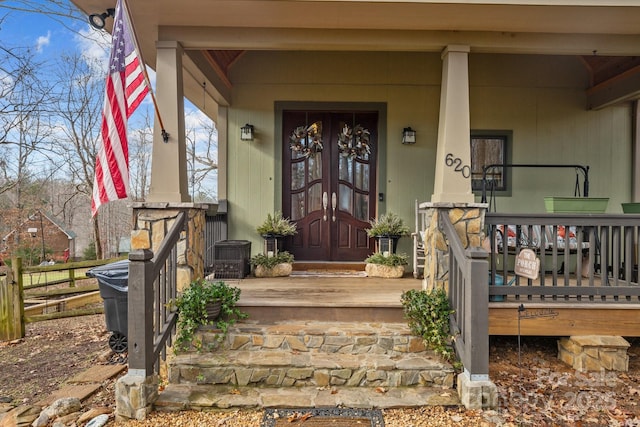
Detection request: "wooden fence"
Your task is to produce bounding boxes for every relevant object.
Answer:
[0,259,24,341]
[0,257,124,341]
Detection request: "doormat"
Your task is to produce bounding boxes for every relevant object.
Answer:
[290,271,367,278]
[261,408,384,427]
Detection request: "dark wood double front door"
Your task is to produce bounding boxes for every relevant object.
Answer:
[282,110,378,261]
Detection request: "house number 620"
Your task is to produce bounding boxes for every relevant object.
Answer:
[445,153,471,178]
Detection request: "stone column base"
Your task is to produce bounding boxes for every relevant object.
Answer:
[115,372,159,421]
[457,372,498,409]
[558,335,630,372]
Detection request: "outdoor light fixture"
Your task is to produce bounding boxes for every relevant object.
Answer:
[402,127,416,145]
[88,8,115,30]
[240,124,254,141]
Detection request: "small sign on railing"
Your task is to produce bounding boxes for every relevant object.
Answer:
[514,248,540,280]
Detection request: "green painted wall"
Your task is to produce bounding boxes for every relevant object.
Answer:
[224,51,633,258]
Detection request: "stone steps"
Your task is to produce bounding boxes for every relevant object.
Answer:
[158,321,459,410]
[169,350,454,388]
[155,384,460,411]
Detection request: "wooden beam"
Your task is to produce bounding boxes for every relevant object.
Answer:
[586,64,640,110]
[489,304,640,336]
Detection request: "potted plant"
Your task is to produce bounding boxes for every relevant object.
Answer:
[364,252,408,278]
[251,251,295,278]
[174,279,248,352]
[366,212,410,254]
[256,211,297,255]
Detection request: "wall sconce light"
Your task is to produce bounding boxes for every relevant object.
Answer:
[402,127,416,145]
[240,124,254,141]
[88,8,115,30]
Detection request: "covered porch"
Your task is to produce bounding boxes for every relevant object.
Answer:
[64,0,640,420]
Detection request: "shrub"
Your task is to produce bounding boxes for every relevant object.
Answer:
[364,252,408,266]
[250,251,294,269]
[366,212,410,237]
[256,211,297,236]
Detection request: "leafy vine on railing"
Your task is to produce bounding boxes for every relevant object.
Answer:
[401,288,457,363]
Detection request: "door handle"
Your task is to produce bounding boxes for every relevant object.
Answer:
[322,192,328,221]
[331,192,337,222]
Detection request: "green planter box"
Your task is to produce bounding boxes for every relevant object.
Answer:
[622,203,640,213]
[544,197,609,213]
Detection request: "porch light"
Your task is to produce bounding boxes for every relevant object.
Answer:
[240,123,254,141]
[402,127,416,145]
[88,8,115,30]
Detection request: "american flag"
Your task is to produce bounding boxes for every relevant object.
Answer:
[91,0,149,217]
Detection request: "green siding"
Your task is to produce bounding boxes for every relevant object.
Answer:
[224,51,633,257]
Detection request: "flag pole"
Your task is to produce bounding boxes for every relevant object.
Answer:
[121,0,169,143]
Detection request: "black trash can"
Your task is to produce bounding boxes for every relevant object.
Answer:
[87,260,129,353]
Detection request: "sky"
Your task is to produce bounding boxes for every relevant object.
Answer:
[0,0,218,201]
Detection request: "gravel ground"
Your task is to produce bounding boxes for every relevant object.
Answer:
[112,406,491,426]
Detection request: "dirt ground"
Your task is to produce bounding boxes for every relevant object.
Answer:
[1,315,639,426]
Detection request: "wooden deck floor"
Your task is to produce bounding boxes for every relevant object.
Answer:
[227,272,640,337]
[230,273,421,323]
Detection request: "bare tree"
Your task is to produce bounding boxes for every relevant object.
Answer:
[185,114,218,202]
[0,1,98,36]
[129,111,153,201]
[50,52,106,258]
[0,17,61,246]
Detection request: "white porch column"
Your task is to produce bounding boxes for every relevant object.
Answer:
[431,45,474,204]
[147,41,190,202]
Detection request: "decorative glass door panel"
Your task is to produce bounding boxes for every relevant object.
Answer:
[283,110,377,261]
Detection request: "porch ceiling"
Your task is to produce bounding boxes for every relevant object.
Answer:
[71,0,640,108]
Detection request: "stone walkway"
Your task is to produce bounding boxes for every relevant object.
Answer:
[0,361,125,427]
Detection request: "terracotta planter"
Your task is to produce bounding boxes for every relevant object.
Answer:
[365,263,404,278]
[254,263,293,278]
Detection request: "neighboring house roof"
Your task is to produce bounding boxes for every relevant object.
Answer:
[1,209,76,241]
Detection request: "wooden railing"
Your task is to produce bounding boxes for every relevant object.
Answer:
[485,213,640,303]
[128,211,186,376]
[439,211,490,381]
[22,258,123,290]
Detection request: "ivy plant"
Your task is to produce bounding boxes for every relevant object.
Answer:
[174,279,248,352]
[401,288,457,362]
